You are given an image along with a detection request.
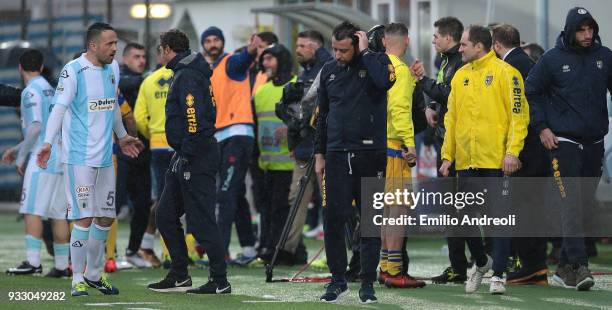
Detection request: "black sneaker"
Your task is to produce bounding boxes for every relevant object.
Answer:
[148,274,193,293]
[320,279,348,303]
[6,261,42,275]
[84,274,119,295]
[431,266,467,284]
[574,265,595,291]
[552,265,576,289]
[45,267,72,278]
[186,279,231,294]
[359,283,378,304]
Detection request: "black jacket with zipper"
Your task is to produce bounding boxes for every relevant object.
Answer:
[416,43,463,139]
[165,50,218,170]
[526,7,612,144]
[314,50,394,154]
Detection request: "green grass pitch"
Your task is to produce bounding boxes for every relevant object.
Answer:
[0,213,611,309]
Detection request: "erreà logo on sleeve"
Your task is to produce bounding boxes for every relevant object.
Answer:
[88,98,116,112]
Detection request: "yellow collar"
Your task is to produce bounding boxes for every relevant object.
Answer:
[469,50,496,70]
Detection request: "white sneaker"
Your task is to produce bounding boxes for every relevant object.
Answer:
[489,276,506,295]
[116,258,134,270]
[127,253,153,268]
[465,255,492,293]
[303,224,323,238]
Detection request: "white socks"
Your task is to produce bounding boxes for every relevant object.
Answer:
[70,225,90,285]
[140,232,155,250]
[25,235,42,267]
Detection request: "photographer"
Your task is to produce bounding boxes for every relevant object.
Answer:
[315,21,394,304]
[275,30,332,265]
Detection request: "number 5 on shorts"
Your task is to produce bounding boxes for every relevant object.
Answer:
[106,191,115,206]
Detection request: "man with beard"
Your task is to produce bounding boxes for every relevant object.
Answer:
[106,42,153,269]
[253,44,296,263]
[526,7,612,291]
[200,27,261,262]
[147,29,230,294]
[273,30,332,265]
[37,22,143,296]
[315,21,395,304]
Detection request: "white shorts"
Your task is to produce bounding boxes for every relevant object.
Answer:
[64,164,116,220]
[20,165,67,220]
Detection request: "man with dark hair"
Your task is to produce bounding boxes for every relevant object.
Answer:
[411,16,468,285]
[526,7,612,291]
[38,22,143,296]
[492,25,530,76]
[133,44,174,268]
[522,43,545,63]
[256,32,278,50]
[200,26,262,263]
[122,42,144,57]
[411,16,464,145]
[378,22,426,289]
[298,30,325,47]
[440,24,529,295]
[273,29,332,265]
[147,29,230,295]
[4,49,71,278]
[315,21,395,303]
[492,24,549,286]
[234,31,279,266]
[106,39,153,269]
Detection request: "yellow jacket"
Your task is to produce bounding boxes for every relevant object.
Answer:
[387,54,415,147]
[441,50,529,170]
[133,66,173,151]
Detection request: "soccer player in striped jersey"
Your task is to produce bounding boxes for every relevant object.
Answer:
[37,22,143,297]
[3,49,71,278]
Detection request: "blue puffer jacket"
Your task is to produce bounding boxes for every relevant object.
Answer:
[526,7,612,144]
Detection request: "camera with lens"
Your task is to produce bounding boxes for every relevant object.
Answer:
[367,24,386,53]
[275,81,313,137]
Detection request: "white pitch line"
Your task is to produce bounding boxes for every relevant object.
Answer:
[85,302,163,307]
[242,300,286,303]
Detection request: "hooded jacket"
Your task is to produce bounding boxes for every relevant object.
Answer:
[259,44,294,87]
[526,7,612,144]
[254,44,296,170]
[165,50,217,165]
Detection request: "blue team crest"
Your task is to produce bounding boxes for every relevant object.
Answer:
[110,73,116,85]
[485,74,494,86]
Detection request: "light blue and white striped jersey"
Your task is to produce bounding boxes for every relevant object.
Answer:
[54,54,120,168]
[20,76,61,174]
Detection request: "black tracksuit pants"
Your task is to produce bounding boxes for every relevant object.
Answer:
[324,150,386,284]
[116,149,152,254]
[512,135,550,270]
[156,152,226,281]
[549,140,603,267]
